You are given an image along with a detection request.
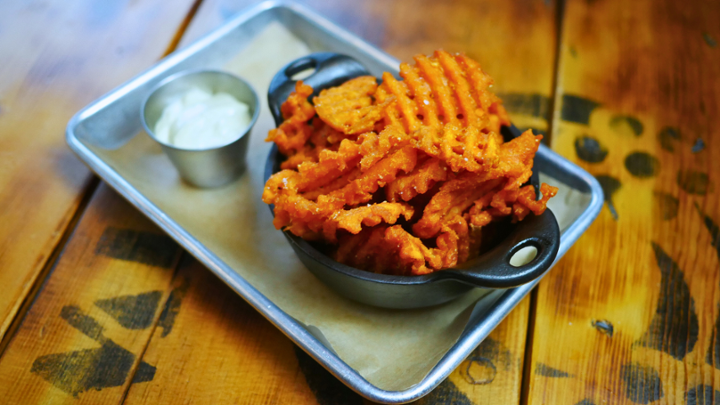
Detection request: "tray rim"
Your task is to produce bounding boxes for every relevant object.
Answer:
[65,1,605,403]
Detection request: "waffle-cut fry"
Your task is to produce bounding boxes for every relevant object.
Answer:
[515,183,558,219]
[264,147,417,238]
[336,226,398,274]
[295,139,362,192]
[301,167,362,201]
[378,72,422,133]
[359,124,412,170]
[266,81,315,156]
[319,145,417,208]
[314,76,383,135]
[337,225,440,275]
[437,215,469,268]
[262,50,556,275]
[386,158,448,202]
[413,175,504,239]
[322,201,414,243]
[384,225,438,275]
[399,62,440,127]
[280,145,321,170]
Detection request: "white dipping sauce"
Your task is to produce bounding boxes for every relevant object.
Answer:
[154,88,251,149]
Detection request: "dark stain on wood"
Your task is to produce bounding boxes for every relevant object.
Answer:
[95,227,179,268]
[535,363,572,378]
[706,319,720,370]
[658,127,681,152]
[692,138,706,153]
[591,319,614,337]
[496,92,550,119]
[686,385,720,405]
[703,33,718,48]
[707,325,719,369]
[158,279,189,337]
[654,192,679,221]
[695,203,720,260]
[575,136,608,163]
[94,291,162,330]
[474,337,513,371]
[620,362,664,404]
[699,204,720,369]
[569,46,578,58]
[624,152,660,178]
[561,94,600,125]
[31,305,156,396]
[419,379,474,405]
[31,340,136,397]
[637,243,699,360]
[459,356,496,385]
[677,171,710,195]
[60,305,106,341]
[131,361,156,384]
[574,400,595,405]
[609,115,643,136]
[458,337,513,385]
[293,345,363,405]
[595,175,621,220]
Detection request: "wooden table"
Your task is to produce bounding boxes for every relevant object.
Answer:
[0,0,718,403]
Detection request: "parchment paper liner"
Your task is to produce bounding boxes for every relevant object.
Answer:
[88,23,590,391]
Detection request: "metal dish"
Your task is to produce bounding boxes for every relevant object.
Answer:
[65,2,604,402]
[265,52,561,309]
[141,69,260,187]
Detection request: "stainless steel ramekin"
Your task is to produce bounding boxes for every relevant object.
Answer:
[141,69,259,188]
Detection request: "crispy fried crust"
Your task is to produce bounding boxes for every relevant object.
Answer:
[314,76,382,135]
[262,50,557,275]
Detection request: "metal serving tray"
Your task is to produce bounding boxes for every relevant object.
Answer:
[66,2,604,403]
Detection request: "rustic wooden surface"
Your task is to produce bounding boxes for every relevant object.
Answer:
[0,184,183,403]
[526,0,720,404]
[0,0,198,343]
[0,0,558,403]
[2,0,717,404]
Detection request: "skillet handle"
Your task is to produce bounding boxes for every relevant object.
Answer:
[443,209,560,289]
[267,52,371,126]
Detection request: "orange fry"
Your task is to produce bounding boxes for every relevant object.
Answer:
[386,158,448,202]
[314,76,382,135]
[322,202,414,243]
[263,50,556,275]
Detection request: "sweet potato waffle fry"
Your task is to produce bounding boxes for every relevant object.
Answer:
[263,50,557,276]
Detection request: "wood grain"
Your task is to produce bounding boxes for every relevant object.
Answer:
[123,259,532,405]
[121,258,320,404]
[0,184,183,403]
[0,0,198,341]
[0,0,560,403]
[420,297,532,405]
[527,0,720,403]
[183,0,559,134]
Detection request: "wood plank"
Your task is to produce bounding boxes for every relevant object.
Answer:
[0,184,183,403]
[0,0,199,341]
[120,258,319,404]
[182,0,558,135]
[122,261,531,404]
[0,0,557,403]
[419,297,532,405]
[123,1,559,404]
[527,0,720,403]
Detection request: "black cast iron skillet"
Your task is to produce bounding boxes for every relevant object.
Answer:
[265,52,560,309]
